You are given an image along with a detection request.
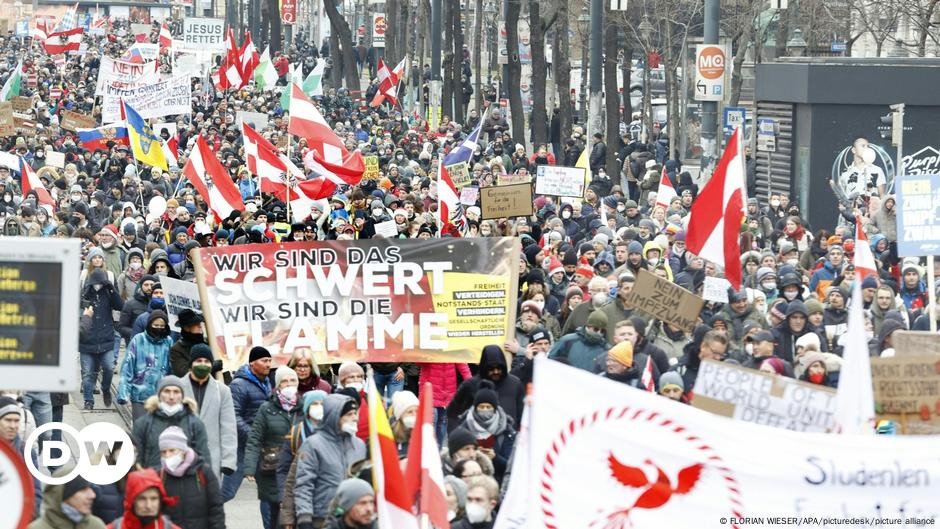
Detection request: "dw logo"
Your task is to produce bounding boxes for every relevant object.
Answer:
[23,422,136,485]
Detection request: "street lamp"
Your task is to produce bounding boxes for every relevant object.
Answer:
[786,27,808,57]
[577,11,590,123]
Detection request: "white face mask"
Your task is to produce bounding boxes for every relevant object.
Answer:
[745,343,754,356]
[647,257,659,267]
[465,503,489,523]
[346,382,363,392]
[447,510,457,522]
[402,415,416,429]
[130,261,142,270]
[163,453,184,472]
[786,258,799,266]
[280,386,298,401]
[783,290,798,301]
[592,293,608,307]
[372,209,384,217]
[341,420,359,436]
[562,211,571,219]
[246,203,258,213]
[770,199,780,207]
[761,281,776,292]
[308,405,324,421]
[159,402,182,416]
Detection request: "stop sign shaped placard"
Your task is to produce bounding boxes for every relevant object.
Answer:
[697,46,725,80]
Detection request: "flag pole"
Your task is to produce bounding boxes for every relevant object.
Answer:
[285,83,294,223]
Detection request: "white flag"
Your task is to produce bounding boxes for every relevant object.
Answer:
[834,279,876,434]
[493,398,531,529]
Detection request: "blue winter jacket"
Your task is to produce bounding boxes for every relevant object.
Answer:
[116,311,172,403]
[230,364,271,447]
[79,269,124,355]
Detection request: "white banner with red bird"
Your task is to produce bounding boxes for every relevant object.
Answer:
[528,358,940,529]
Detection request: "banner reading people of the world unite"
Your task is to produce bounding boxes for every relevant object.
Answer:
[525,359,940,529]
[194,238,520,368]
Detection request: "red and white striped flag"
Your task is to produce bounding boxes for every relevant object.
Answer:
[404,383,450,529]
[214,29,244,90]
[239,32,260,84]
[159,23,172,51]
[371,57,407,107]
[161,137,179,168]
[20,157,55,210]
[43,27,83,55]
[654,166,677,209]
[854,215,877,281]
[182,135,244,219]
[288,84,346,164]
[33,17,51,43]
[641,355,655,392]
[242,121,288,192]
[685,127,746,290]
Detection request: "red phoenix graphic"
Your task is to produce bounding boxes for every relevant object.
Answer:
[595,453,704,529]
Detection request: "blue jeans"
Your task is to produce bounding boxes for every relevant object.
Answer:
[373,371,404,405]
[260,501,279,529]
[433,407,448,446]
[221,445,245,502]
[112,331,121,371]
[23,392,51,441]
[80,350,114,404]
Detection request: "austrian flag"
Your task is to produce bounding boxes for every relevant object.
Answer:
[182,136,245,219]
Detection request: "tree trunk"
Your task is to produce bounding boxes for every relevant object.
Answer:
[473,0,483,114]
[529,0,548,146]
[324,0,360,92]
[774,9,788,59]
[387,0,398,63]
[604,14,619,176]
[441,0,454,121]
[330,32,342,89]
[416,0,428,116]
[452,0,464,124]
[552,0,571,151]
[268,0,282,52]
[505,0,525,142]
[728,31,750,107]
[621,46,632,123]
[664,22,678,161]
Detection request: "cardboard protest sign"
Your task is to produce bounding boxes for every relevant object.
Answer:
[497,173,531,186]
[237,111,268,132]
[871,354,940,434]
[624,268,704,331]
[10,97,30,113]
[459,186,479,206]
[194,238,520,369]
[13,117,35,136]
[480,183,534,219]
[535,165,585,197]
[362,156,379,180]
[95,57,160,95]
[0,102,14,137]
[161,276,204,330]
[445,161,471,188]
[44,150,65,169]
[702,276,731,303]
[893,331,940,356]
[60,111,96,132]
[692,360,837,432]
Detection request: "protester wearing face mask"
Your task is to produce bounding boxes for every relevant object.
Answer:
[180,344,237,481]
[157,426,225,529]
[335,362,369,442]
[79,268,123,411]
[294,394,368,529]
[452,476,500,529]
[244,366,304,529]
[107,469,183,529]
[130,375,212,469]
[117,248,146,302]
[116,311,173,418]
[390,390,419,456]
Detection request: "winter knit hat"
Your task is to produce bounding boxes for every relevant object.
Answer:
[565,286,584,301]
[795,332,821,352]
[333,479,374,513]
[189,343,213,365]
[448,427,477,455]
[520,300,542,317]
[803,298,824,316]
[659,372,685,392]
[157,375,184,396]
[576,257,595,279]
[61,475,93,502]
[562,251,579,267]
[608,341,633,368]
[248,346,272,363]
[473,381,499,409]
[391,391,419,420]
[274,366,298,388]
[443,475,467,510]
[0,396,17,419]
[158,426,189,451]
[756,267,776,283]
[586,310,608,330]
[338,361,365,382]
[548,256,564,277]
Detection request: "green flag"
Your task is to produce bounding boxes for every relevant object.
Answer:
[279,63,305,110]
[302,59,326,97]
[253,47,278,91]
[0,61,22,101]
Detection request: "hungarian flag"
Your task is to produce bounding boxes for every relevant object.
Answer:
[404,383,450,529]
[253,47,278,90]
[302,59,326,97]
[367,378,420,529]
[159,23,172,51]
[288,84,346,164]
[182,135,245,219]
[854,215,877,281]
[242,121,287,192]
[20,157,55,209]
[43,27,83,54]
[654,166,677,209]
[685,127,746,290]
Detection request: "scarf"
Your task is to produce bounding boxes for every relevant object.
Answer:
[465,407,508,438]
[125,264,145,283]
[277,391,297,411]
[164,448,196,478]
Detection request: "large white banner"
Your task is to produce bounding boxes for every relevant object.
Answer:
[101,74,192,123]
[529,359,940,529]
[95,57,160,96]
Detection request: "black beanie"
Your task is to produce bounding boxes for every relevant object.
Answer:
[562,251,578,267]
[338,387,362,408]
[190,343,213,365]
[0,396,17,419]
[248,346,271,363]
[473,380,499,409]
[62,475,92,501]
[340,394,359,417]
[448,427,477,455]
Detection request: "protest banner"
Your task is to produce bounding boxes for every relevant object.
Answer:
[0,102,14,137]
[445,161,471,188]
[692,360,837,432]
[702,276,731,303]
[480,183,534,219]
[624,268,704,331]
[95,57,160,96]
[10,96,30,113]
[459,186,479,206]
[528,358,940,529]
[0,237,81,392]
[871,354,940,434]
[895,174,940,256]
[44,150,65,169]
[174,51,212,78]
[362,155,379,180]
[535,165,586,197]
[59,110,96,132]
[13,117,35,136]
[497,173,531,186]
[893,331,940,356]
[101,74,192,123]
[237,111,268,132]
[194,238,520,369]
[161,276,204,330]
[181,17,225,51]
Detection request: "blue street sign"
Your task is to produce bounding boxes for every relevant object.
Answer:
[723,107,746,132]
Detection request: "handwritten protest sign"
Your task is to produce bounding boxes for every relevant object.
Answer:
[535,165,585,197]
[702,276,731,303]
[10,97,31,113]
[161,276,203,331]
[362,156,379,180]
[480,183,534,219]
[624,268,704,331]
[0,102,14,137]
[871,354,940,433]
[60,111,96,132]
[459,186,479,206]
[692,360,837,432]
[95,57,160,96]
[893,331,940,356]
[374,220,398,238]
[497,173,531,186]
[101,74,192,123]
[445,161,471,189]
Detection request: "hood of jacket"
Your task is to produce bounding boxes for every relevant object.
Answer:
[121,468,178,521]
[479,344,508,380]
[319,393,353,441]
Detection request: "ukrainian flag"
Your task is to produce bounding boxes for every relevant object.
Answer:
[123,101,168,171]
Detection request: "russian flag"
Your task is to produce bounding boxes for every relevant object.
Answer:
[77,125,129,151]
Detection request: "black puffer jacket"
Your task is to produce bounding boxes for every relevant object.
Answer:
[79,269,123,354]
[118,274,155,342]
[447,345,525,428]
[161,458,225,529]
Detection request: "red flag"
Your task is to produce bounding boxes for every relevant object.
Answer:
[182,136,245,219]
[685,127,746,290]
[238,32,260,84]
[854,215,877,281]
[43,27,83,54]
[655,166,677,209]
[404,383,450,529]
[288,84,348,164]
[159,23,172,51]
[641,354,655,392]
[242,121,288,193]
[20,157,55,210]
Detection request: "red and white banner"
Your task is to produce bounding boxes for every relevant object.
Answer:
[288,84,346,164]
[654,167,677,210]
[43,27,83,55]
[242,121,286,190]
[182,136,244,220]
[281,0,297,25]
[527,358,940,529]
[95,56,160,96]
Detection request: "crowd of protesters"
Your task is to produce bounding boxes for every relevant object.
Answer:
[0,12,919,529]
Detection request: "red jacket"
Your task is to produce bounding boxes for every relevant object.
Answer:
[419,363,472,408]
[108,468,182,529]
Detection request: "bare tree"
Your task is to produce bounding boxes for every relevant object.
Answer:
[892,0,939,56]
[529,0,558,146]
[474,0,484,113]
[849,0,900,56]
[324,0,361,92]
[505,0,525,141]
[452,0,465,124]
[604,5,620,175]
[552,0,572,156]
